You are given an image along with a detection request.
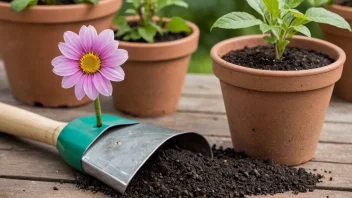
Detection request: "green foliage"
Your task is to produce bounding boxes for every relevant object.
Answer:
[307,0,334,6]
[116,0,191,43]
[212,0,351,59]
[10,0,98,13]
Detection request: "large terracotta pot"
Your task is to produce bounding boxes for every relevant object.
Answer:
[112,18,199,117]
[211,35,345,166]
[0,0,122,107]
[321,4,352,101]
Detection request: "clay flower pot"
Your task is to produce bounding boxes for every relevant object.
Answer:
[112,18,199,117]
[320,5,352,101]
[211,35,345,166]
[0,0,122,107]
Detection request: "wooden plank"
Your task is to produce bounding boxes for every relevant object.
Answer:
[2,179,350,198]
[0,135,352,189]
[183,74,222,96]
[207,137,352,164]
[1,91,352,143]
[0,179,106,198]
[250,190,352,198]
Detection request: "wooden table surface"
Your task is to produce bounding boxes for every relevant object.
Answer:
[1,61,352,198]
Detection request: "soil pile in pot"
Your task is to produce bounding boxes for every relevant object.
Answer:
[222,46,334,71]
[75,145,323,198]
[114,22,188,43]
[340,0,352,6]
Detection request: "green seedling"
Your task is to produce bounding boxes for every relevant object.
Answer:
[116,0,192,43]
[212,0,351,59]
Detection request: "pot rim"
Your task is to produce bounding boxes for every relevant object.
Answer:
[116,17,200,49]
[331,3,352,12]
[324,4,352,20]
[211,35,346,78]
[0,0,121,23]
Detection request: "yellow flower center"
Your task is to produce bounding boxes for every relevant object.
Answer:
[80,53,101,74]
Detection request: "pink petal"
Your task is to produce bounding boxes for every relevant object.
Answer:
[59,43,82,60]
[53,62,80,76]
[80,25,98,53]
[75,75,86,100]
[93,29,115,54]
[62,71,83,89]
[102,49,128,67]
[52,55,67,67]
[52,56,78,67]
[93,73,113,96]
[99,66,125,82]
[64,31,84,54]
[84,76,99,100]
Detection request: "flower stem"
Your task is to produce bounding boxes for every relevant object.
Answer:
[94,96,103,127]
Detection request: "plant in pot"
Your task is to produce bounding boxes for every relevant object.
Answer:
[210,0,351,165]
[112,0,199,117]
[0,0,122,107]
[310,0,352,101]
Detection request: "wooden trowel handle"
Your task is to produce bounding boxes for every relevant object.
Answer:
[0,102,67,146]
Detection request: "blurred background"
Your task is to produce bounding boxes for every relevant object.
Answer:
[115,0,321,74]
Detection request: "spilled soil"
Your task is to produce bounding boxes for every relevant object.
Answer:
[75,145,323,198]
[222,46,334,71]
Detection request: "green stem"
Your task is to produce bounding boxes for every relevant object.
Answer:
[275,43,280,60]
[94,97,102,127]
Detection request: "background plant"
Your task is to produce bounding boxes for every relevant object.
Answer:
[212,0,351,60]
[115,0,191,43]
[10,0,98,13]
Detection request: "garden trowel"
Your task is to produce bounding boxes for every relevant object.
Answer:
[0,102,212,194]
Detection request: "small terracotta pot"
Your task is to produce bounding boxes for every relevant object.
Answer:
[321,5,352,101]
[211,35,345,165]
[0,0,122,107]
[112,18,199,117]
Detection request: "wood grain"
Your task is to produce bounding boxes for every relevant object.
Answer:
[0,179,106,198]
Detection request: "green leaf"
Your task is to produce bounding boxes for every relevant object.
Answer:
[125,9,137,15]
[259,23,273,33]
[138,26,157,43]
[157,0,188,12]
[11,0,36,12]
[166,17,192,34]
[115,17,132,37]
[86,0,99,4]
[306,8,352,31]
[277,39,290,58]
[149,21,164,35]
[126,0,142,9]
[307,0,332,7]
[289,9,310,26]
[263,0,280,17]
[211,12,262,31]
[293,25,311,37]
[246,0,267,17]
[263,36,277,44]
[284,0,304,8]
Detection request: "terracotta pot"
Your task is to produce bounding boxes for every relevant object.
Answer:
[211,35,345,165]
[112,18,199,117]
[321,5,352,101]
[0,0,122,107]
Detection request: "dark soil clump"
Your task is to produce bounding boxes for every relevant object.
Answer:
[75,145,323,198]
[340,0,352,7]
[222,46,334,71]
[115,21,187,43]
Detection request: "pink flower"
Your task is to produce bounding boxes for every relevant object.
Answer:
[52,25,127,100]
